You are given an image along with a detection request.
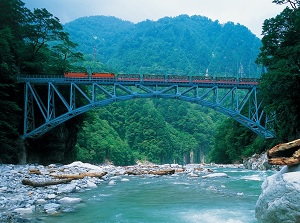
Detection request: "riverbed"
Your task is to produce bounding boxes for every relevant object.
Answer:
[1,164,274,223]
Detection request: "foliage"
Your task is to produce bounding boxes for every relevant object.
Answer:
[209,119,267,163]
[210,0,300,164]
[20,7,83,74]
[75,110,134,165]
[257,5,300,141]
[0,0,83,163]
[272,0,300,9]
[0,0,25,157]
[75,98,221,164]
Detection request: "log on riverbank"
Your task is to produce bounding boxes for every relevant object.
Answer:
[148,169,175,175]
[22,178,72,187]
[50,172,107,180]
[268,139,300,166]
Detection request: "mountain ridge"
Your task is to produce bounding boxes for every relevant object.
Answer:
[64,14,261,77]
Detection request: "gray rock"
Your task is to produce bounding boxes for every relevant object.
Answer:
[13,206,34,215]
[58,197,82,204]
[35,199,47,204]
[255,165,300,223]
[47,194,57,199]
[86,180,97,188]
[57,183,77,194]
[244,153,280,171]
[44,203,60,214]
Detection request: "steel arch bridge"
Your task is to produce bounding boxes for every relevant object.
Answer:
[17,75,275,139]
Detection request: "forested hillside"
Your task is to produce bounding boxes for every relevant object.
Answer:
[65,15,261,76]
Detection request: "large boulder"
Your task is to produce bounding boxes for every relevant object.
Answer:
[255,165,300,223]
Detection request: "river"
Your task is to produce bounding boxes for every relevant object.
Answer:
[39,166,273,223]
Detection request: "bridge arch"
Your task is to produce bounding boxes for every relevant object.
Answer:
[18,75,275,139]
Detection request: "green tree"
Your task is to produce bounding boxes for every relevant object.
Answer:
[210,119,261,163]
[257,4,300,141]
[0,0,25,163]
[20,7,82,74]
[25,8,64,58]
[75,110,134,165]
[0,29,21,143]
[272,0,300,8]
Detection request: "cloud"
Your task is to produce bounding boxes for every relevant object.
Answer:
[23,0,286,37]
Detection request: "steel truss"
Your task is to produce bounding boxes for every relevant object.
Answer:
[20,78,275,139]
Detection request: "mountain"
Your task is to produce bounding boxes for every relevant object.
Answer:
[64,15,262,77]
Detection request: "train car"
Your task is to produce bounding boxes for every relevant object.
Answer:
[167,75,189,83]
[215,77,237,84]
[239,78,259,85]
[143,74,165,82]
[92,72,115,78]
[191,75,214,83]
[64,72,88,78]
[117,74,140,82]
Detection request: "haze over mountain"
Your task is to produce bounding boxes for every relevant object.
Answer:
[64,15,262,77]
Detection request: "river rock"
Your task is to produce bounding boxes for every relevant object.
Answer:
[64,161,103,172]
[58,197,82,204]
[13,206,34,215]
[108,180,117,185]
[243,153,278,170]
[57,183,77,194]
[255,165,300,223]
[86,180,97,188]
[44,203,60,214]
[47,194,57,199]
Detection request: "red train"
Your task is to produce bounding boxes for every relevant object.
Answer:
[64,72,115,78]
[64,72,89,78]
[64,72,258,85]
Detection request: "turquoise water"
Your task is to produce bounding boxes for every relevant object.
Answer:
[41,167,273,223]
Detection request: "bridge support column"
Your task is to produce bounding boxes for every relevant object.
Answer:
[47,84,55,120]
[23,83,35,136]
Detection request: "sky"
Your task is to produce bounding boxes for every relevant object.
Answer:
[23,0,286,38]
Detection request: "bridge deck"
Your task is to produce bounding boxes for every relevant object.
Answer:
[17,75,258,89]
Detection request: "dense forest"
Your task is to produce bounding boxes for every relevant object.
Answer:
[65,15,261,77]
[1,0,299,165]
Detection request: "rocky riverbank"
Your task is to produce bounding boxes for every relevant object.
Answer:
[0,161,241,222]
[243,152,280,171]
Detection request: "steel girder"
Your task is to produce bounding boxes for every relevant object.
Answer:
[21,81,275,139]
